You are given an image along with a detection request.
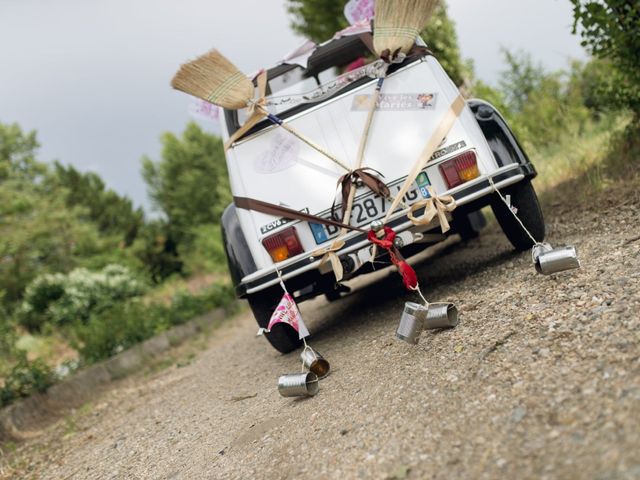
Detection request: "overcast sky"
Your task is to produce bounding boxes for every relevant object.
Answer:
[0,0,586,212]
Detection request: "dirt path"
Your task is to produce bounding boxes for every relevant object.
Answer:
[4,177,640,479]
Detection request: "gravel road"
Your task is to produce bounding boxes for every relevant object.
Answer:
[4,177,640,479]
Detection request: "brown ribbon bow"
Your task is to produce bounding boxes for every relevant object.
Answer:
[224,70,268,150]
[331,168,391,222]
[379,45,433,64]
[407,186,457,233]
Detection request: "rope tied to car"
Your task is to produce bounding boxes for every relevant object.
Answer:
[233,196,419,289]
[224,71,353,172]
[368,94,466,260]
[407,185,457,233]
[487,177,542,245]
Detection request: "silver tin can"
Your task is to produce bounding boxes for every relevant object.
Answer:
[300,348,330,379]
[424,303,459,329]
[532,242,553,262]
[396,302,427,344]
[277,372,319,397]
[534,246,580,275]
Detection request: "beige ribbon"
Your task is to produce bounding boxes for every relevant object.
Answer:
[407,186,456,233]
[318,71,389,281]
[312,239,346,281]
[224,71,269,150]
[371,94,466,259]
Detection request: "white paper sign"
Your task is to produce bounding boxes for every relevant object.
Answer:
[253,132,299,174]
[188,98,220,122]
[344,0,375,25]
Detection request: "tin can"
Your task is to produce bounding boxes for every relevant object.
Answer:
[300,348,330,379]
[277,372,319,397]
[534,246,580,275]
[424,303,459,329]
[532,242,553,262]
[396,302,427,344]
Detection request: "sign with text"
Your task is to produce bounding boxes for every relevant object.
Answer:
[351,93,438,111]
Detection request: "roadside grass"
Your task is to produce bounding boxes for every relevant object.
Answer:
[0,311,236,479]
[529,114,628,196]
[476,115,637,233]
[0,275,237,409]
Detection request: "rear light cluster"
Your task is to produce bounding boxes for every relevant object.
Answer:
[438,150,480,189]
[262,227,304,262]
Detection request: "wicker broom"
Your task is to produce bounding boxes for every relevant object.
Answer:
[172,50,353,170]
[373,0,440,56]
[171,50,254,110]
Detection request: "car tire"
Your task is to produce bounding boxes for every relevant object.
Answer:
[491,179,545,251]
[452,210,486,241]
[247,285,303,354]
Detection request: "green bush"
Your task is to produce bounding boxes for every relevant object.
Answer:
[491,50,593,151]
[132,220,183,283]
[179,224,228,276]
[0,355,56,407]
[19,264,146,331]
[165,283,236,325]
[71,301,158,363]
[71,282,235,364]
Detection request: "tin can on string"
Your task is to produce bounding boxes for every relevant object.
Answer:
[396,302,428,344]
[424,303,459,329]
[277,372,319,397]
[300,348,330,379]
[533,244,580,275]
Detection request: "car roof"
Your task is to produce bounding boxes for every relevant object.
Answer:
[265,34,371,81]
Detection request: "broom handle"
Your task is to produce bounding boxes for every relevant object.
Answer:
[257,106,352,172]
[339,74,388,239]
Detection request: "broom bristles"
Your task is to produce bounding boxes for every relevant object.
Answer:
[171,50,255,110]
[374,0,440,56]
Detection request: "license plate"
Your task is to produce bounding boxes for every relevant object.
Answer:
[308,171,432,244]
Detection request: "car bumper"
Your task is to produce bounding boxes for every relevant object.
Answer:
[237,163,532,297]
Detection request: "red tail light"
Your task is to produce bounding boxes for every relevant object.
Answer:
[438,150,480,188]
[262,227,304,262]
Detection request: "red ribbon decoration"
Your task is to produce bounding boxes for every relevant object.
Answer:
[367,226,418,290]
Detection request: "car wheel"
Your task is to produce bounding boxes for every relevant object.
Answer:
[247,285,303,354]
[452,210,487,241]
[491,179,545,251]
[324,283,351,302]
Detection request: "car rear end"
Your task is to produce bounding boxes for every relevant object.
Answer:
[221,36,531,299]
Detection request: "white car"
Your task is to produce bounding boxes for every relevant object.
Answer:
[220,34,545,353]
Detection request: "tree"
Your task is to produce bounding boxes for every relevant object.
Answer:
[0,123,44,182]
[495,50,590,148]
[287,0,469,85]
[0,177,103,306]
[47,163,144,245]
[287,0,347,43]
[498,50,546,114]
[141,122,231,238]
[0,123,134,307]
[131,220,183,282]
[570,0,640,115]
